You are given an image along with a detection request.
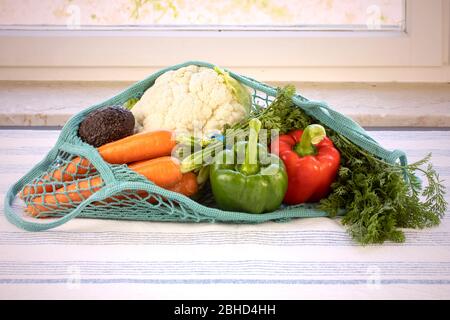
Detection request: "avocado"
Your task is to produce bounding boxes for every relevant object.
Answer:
[78,106,135,147]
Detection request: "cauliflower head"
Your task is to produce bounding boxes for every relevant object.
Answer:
[131,65,251,137]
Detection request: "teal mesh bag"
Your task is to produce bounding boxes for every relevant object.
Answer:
[4,61,408,231]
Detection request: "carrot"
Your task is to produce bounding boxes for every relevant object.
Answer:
[166,172,198,197]
[20,157,92,198]
[26,176,104,216]
[26,156,182,216]
[146,172,199,203]
[20,130,175,198]
[46,157,92,181]
[129,172,198,201]
[128,156,182,188]
[98,130,176,164]
[93,173,198,207]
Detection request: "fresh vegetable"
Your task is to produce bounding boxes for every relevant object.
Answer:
[135,172,199,205]
[209,119,288,214]
[131,65,251,136]
[271,124,340,204]
[27,156,183,216]
[98,130,176,164]
[20,130,176,198]
[127,156,182,188]
[27,176,104,216]
[213,66,252,112]
[20,156,92,198]
[110,173,199,206]
[123,98,139,110]
[166,172,199,197]
[78,106,135,147]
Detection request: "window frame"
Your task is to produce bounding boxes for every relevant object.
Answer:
[0,0,446,81]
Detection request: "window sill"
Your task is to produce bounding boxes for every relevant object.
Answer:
[0,81,449,128]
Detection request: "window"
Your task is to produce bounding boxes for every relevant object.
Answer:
[0,0,446,82]
[0,0,405,31]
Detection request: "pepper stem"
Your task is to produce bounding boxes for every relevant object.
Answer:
[294,124,326,157]
[240,118,261,175]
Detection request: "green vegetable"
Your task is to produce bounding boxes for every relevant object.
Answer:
[123,97,139,110]
[180,130,245,173]
[209,119,288,214]
[214,66,252,114]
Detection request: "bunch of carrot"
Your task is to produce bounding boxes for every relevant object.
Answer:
[21,130,198,217]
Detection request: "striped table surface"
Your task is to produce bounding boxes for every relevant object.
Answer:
[0,129,449,300]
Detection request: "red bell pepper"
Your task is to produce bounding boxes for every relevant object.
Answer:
[270,124,340,205]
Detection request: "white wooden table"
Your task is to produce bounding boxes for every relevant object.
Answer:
[1,129,449,299]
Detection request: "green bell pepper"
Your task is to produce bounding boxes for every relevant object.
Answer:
[210,119,288,214]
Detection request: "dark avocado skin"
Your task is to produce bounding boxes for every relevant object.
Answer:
[78,106,135,147]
